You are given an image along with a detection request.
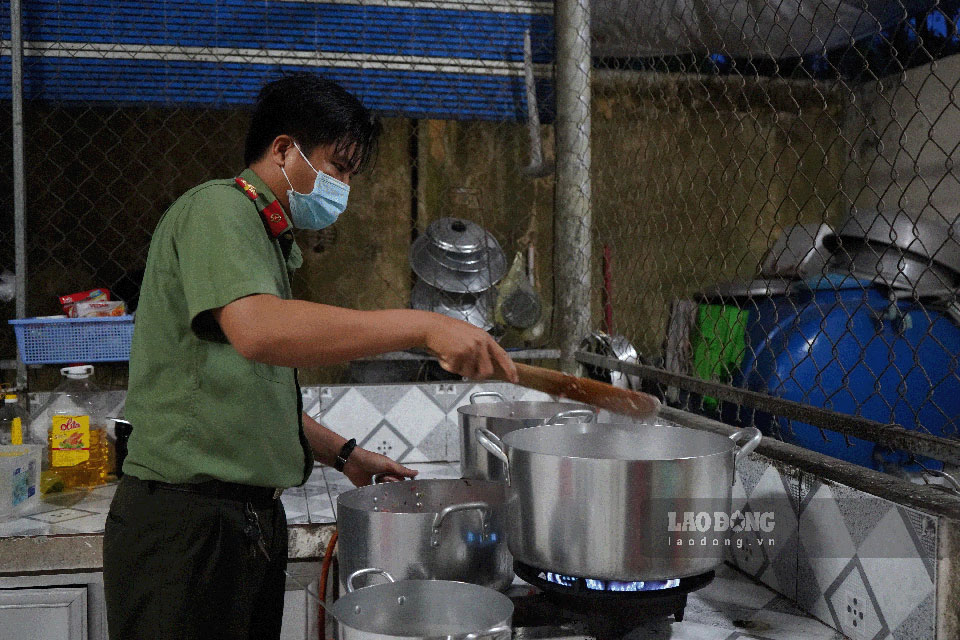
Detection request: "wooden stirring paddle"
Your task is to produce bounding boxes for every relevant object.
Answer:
[496,361,661,419]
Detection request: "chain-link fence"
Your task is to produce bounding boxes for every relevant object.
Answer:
[586,0,960,480]
[4,0,960,479]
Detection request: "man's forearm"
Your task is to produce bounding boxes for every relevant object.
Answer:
[302,411,347,467]
[219,295,436,368]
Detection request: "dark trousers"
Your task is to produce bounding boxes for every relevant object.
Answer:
[103,475,288,640]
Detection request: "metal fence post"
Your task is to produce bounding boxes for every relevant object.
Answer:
[554,0,592,374]
[11,0,28,391]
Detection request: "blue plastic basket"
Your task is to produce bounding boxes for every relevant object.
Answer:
[9,316,135,364]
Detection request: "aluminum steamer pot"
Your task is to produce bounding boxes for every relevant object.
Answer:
[338,477,513,591]
[457,391,595,481]
[478,421,762,581]
[328,568,512,640]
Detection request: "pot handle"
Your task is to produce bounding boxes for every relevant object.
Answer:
[544,408,596,426]
[476,428,510,482]
[371,472,412,485]
[346,567,396,593]
[916,460,960,497]
[471,391,505,404]
[463,625,512,640]
[729,428,762,465]
[431,501,491,548]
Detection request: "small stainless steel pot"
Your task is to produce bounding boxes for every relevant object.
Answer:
[479,420,762,581]
[457,391,596,481]
[327,568,513,640]
[337,477,513,591]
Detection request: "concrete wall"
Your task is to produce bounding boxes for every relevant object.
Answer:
[592,72,852,356]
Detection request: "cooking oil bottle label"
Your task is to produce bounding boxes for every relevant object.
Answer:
[51,415,90,466]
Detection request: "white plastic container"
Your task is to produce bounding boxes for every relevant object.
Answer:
[29,365,110,487]
[0,444,41,520]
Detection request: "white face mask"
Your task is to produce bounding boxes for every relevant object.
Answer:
[280,143,350,230]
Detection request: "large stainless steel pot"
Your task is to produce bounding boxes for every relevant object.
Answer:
[478,421,762,581]
[337,477,513,591]
[327,568,513,640]
[456,391,596,481]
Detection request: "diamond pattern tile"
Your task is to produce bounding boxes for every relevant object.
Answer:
[823,558,889,639]
[415,418,458,462]
[892,592,936,640]
[310,383,538,464]
[858,508,935,631]
[725,454,801,602]
[799,482,858,594]
[384,387,446,451]
[358,385,414,417]
[316,386,351,413]
[280,488,309,525]
[316,388,383,444]
[834,482,898,548]
[798,474,938,640]
[359,419,414,461]
[424,382,472,413]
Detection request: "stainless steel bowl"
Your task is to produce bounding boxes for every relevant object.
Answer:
[824,209,960,293]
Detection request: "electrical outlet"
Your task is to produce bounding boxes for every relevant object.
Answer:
[841,589,881,639]
[435,383,457,395]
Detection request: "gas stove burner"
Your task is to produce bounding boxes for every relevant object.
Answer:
[512,561,714,636]
[538,570,680,593]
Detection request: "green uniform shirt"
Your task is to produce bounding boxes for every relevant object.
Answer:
[123,168,312,488]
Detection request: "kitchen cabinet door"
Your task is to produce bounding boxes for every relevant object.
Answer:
[281,575,319,640]
[0,586,88,639]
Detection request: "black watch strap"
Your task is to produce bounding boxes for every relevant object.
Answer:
[334,438,358,472]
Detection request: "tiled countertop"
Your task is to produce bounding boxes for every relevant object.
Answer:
[0,462,461,573]
[583,563,846,640]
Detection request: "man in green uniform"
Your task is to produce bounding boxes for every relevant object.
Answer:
[103,73,518,640]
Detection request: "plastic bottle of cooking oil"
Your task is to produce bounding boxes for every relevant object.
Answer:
[32,366,110,489]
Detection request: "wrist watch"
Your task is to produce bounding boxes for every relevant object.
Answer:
[334,438,358,472]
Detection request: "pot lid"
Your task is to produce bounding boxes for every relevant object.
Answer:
[410,280,496,331]
[427,245,491,274]
[826,240,959,292]
[425,217,490,254]
[697,278,793,302]
[825,209,960,275]
[410,235,507,293]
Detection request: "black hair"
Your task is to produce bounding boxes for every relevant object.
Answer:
[244,73,381,172]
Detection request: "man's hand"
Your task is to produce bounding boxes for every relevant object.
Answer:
[342,447,418,487]
[425,315,518,383]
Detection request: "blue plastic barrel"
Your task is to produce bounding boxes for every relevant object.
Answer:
[728,274,960,471]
